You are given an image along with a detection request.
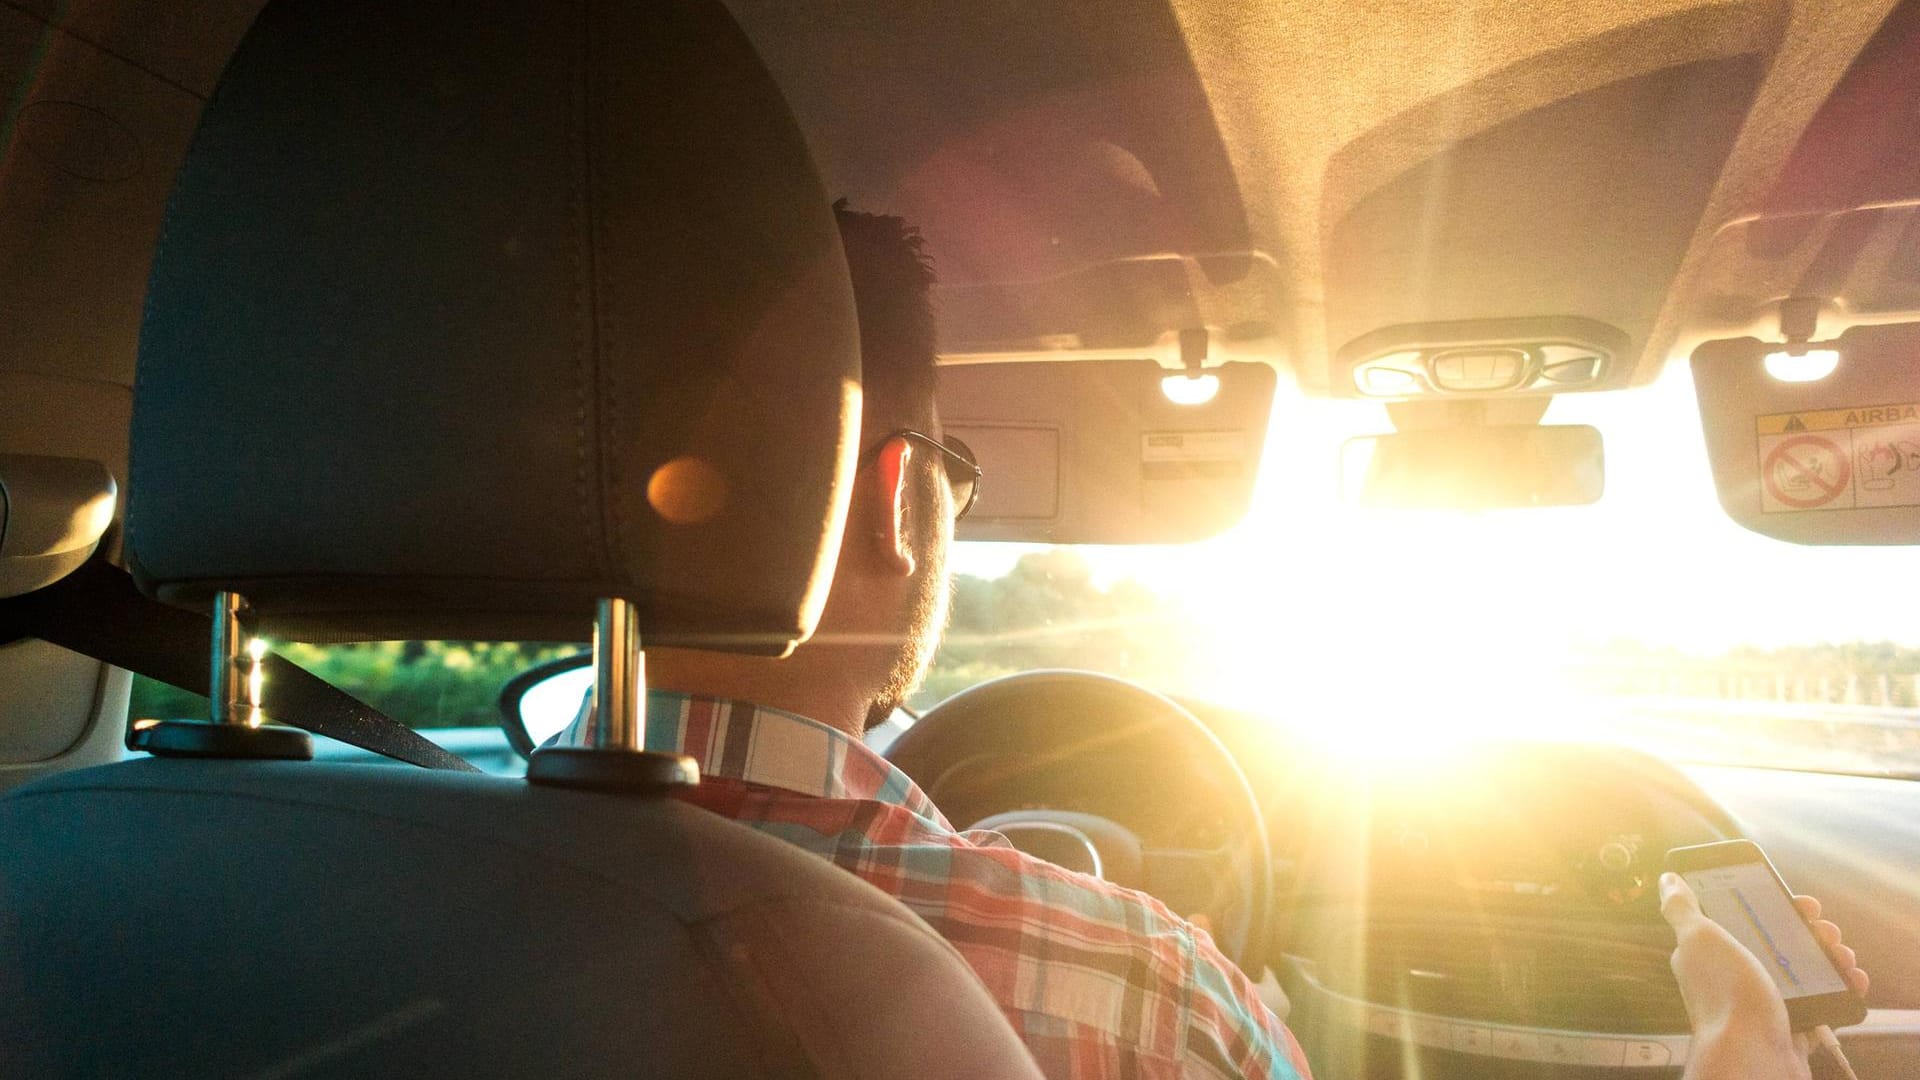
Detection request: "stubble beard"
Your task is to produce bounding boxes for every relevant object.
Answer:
[863,530,952,732]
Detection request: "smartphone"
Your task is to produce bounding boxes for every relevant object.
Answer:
[1665,840,1867,1031]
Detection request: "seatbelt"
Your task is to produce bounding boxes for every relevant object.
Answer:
[0,559,480,772]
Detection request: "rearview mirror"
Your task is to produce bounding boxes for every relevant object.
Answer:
[498,653,590,757]
[1341,424,1605,509]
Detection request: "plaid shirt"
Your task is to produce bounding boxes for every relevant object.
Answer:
[622,691,1313,1080]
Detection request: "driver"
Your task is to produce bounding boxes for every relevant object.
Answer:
[557,204,1867,1080]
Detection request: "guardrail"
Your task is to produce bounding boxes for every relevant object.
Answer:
[1619,695,1920,731]
[1564,669,1920,711]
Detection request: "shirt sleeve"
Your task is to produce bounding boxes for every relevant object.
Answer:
[1181,925,1315,1080]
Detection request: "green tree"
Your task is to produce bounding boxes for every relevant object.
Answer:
[915,550,1192,707]
[129,639,581,730]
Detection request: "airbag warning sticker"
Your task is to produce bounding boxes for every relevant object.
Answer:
[1141,430,1246,463]
[1756,404,1920,512]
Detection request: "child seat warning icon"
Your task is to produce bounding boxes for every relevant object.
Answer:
[1756,404,1920,513]
[1761,434,1849,510]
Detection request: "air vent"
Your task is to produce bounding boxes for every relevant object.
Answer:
[1314,922,1687,1035]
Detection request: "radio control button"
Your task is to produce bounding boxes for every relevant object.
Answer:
[1582,1038,1628,1066]
[1490,1029,1541,1060]
[1452,1025,1492,1054]
[1539,1035,1585,1063]
[1365,1009,1400,1038]
[1412,1016,1452,1046]
[1623,1040,1671,1067]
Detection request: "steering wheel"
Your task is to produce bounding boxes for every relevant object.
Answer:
[886,670,1274,975]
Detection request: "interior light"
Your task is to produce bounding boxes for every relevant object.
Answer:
[1763,348,1839,383]
[1161,373,1220,406]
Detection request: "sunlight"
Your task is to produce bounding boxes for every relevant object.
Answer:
[947,360,1920,767]
[1142,367,1603,753]
[1183,541,1584,762]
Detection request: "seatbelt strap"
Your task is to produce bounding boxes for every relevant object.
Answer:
[0,559,480,772]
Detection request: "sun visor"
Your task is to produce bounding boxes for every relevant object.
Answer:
[1692,324,1920,545]
[942,360,1274,544]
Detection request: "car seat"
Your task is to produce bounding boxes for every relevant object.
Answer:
[0,2,1045,1077]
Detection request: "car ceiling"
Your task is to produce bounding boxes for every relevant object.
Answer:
[1,0,1914,404]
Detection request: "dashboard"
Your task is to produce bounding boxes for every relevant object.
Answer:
[1271,743,1734,915]
[1252,740,1732,1074]
[942,694,1920,1077]
[1209,702,1920,1078]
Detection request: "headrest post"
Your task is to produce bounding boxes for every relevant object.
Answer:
[208,591,252,728]
[134,588,314,761]
[590,597,645,752]
[524,598,698,794]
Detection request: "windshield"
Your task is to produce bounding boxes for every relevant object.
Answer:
[124,367,1918,777]
[918,364,1920,778]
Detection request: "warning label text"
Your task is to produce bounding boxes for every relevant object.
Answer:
[1756,403,1920,513]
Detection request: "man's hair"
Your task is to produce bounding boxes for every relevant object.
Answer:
[835,201,938,431]
[834,204,948,732]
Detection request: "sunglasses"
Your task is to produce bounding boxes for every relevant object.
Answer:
[869,430,981,520]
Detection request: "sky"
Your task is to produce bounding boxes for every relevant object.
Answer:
[950,363,1920,663]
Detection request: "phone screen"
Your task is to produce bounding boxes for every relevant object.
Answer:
[1679,862,1847,999]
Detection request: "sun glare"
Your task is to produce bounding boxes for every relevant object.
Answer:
[950,361,1920,765]
[1181,511,1589,762]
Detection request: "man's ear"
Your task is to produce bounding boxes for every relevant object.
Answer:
[864,436,917,577]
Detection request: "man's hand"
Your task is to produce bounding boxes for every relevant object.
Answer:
[1781,891,1869,1064]
[1659,871,1800,1079]
[1659,873,1869,1080]
[1789,891,1871,1000]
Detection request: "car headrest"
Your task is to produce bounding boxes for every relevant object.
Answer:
[127,0,860,652]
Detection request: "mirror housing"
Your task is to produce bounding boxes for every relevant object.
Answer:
[497,653,591,758]
[1341,424,1605,509]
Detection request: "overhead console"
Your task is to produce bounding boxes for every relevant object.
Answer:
[1338,316,1627,400]
[1321,7,1779,401]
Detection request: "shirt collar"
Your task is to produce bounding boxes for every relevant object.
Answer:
[632,690,953,830]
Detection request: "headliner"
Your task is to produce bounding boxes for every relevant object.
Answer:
[0,0,1910,397]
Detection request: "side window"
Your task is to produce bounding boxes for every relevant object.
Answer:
[127,641,580,729]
